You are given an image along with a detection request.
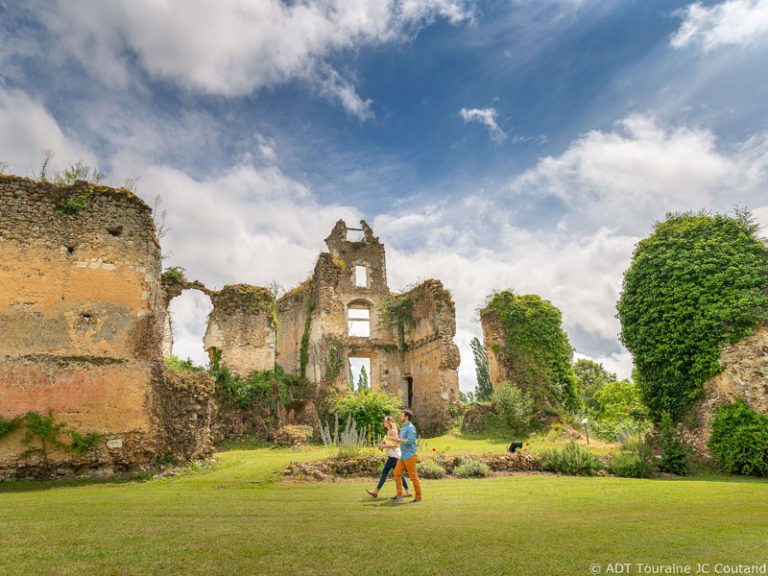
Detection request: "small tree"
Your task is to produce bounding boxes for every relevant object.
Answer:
[470,336,492,402]
[22,412,68,472]
[492,381,534,433]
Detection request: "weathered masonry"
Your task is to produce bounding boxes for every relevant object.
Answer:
[275,220,461,431]
[1,175,461,479]
[0,176,213,480]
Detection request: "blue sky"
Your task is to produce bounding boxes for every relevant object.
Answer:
[2,0,768,389]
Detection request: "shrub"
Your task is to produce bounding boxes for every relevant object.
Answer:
[417,458,446,479]
[618,211,768,421]
[331,389,401,440]
[540,441,603,476]
[709,401,768,477]
[320,415,370,459]
[69,431,103,456]
[594,380,645,422]
[658,412,689,475]
[453,459,491,478]
[210,350,299,409]
[492,381,534,433]
[609,444,655,478]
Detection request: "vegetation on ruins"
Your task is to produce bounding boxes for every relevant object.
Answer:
[68,431,104,456]
[484,290,579,412]
[299,300,316,379]
[380,294,415,350]
[57,186,95,215]
[709,400,768,477]
[470,336,492,402]
[323,336,345,382]
[210,349,303,410]
[161,267,188,286]
[0,415,23,439]
[617,210,768,422]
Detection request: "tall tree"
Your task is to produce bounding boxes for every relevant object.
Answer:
[573,358,616,412]
[470,337,493,401]
[357,366,369,390]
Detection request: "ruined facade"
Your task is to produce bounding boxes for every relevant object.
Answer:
[0,176,214,480]
[275,221,461,431]
[0,175,461,479]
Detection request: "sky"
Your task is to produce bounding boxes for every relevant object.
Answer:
[1,0,767,391]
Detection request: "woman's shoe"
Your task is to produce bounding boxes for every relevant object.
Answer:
[404,492,413,498]
[366,489,378,498]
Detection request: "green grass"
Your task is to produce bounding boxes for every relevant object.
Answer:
[1,437,766,576]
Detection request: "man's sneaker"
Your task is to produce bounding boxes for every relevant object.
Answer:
[409,499,422,504]
[390,496,404,501]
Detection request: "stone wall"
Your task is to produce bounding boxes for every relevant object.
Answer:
[0,175,213,479]
[203,284,276,375]
[480,310,506,390]
[681,324,768,459]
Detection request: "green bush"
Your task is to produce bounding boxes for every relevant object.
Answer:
[492,381,534,433]
[210,350,300,409]
[453,459,491,478]
[618,211,768,421]
[608,444,655,478]
[658,412,689,475]
[417,458,446,479]
[594,380,645,422]
[331,389,401,440]
[69,431,103,456]
[540,441,603,476]
[709,400,768,477]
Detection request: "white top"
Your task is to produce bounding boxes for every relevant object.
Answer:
[384,428,401,459]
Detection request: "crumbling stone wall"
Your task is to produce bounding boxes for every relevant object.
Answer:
[0,175,213,479]
[681,324,768,459]
[480,310,507,389]
[402,280,461,431]
[203,284,276,375]
[276,220,461,432]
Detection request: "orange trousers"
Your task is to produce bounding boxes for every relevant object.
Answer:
[394,456,422,500]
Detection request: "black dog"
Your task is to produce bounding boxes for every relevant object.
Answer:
[508,441,523,453]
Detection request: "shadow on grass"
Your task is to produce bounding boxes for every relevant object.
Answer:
[0,473,155,493]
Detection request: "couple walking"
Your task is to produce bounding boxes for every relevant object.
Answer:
[366,409,422,503]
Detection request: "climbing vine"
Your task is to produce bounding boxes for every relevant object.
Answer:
[380,295,414,350]
[299,300,316,379]
[617,211,768,422]
[484,290,578,411]
[324,336,345,382]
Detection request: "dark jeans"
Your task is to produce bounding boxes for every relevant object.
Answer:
[377,456,408,491]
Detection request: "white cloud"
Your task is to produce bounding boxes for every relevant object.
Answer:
[672,0,768,51]
[0,87,97,176]
[459,107,507,142]
[511,115,768,235]
[24,0,473,119]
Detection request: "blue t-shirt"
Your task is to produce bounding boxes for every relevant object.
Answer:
[400,422,417,461]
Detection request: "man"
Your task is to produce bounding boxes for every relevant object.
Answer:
[392,409,422,503]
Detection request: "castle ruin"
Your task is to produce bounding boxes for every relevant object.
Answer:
[0,175,460,479]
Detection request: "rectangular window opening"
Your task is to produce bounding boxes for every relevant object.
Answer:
[348,307,370,337]
[354,265,367,288]
[349,357,372,390]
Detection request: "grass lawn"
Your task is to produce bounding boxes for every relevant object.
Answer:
[1,437,767,576]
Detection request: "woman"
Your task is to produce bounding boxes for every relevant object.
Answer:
[366,415,411,498]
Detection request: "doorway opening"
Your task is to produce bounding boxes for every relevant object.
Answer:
[167,289,213,368]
